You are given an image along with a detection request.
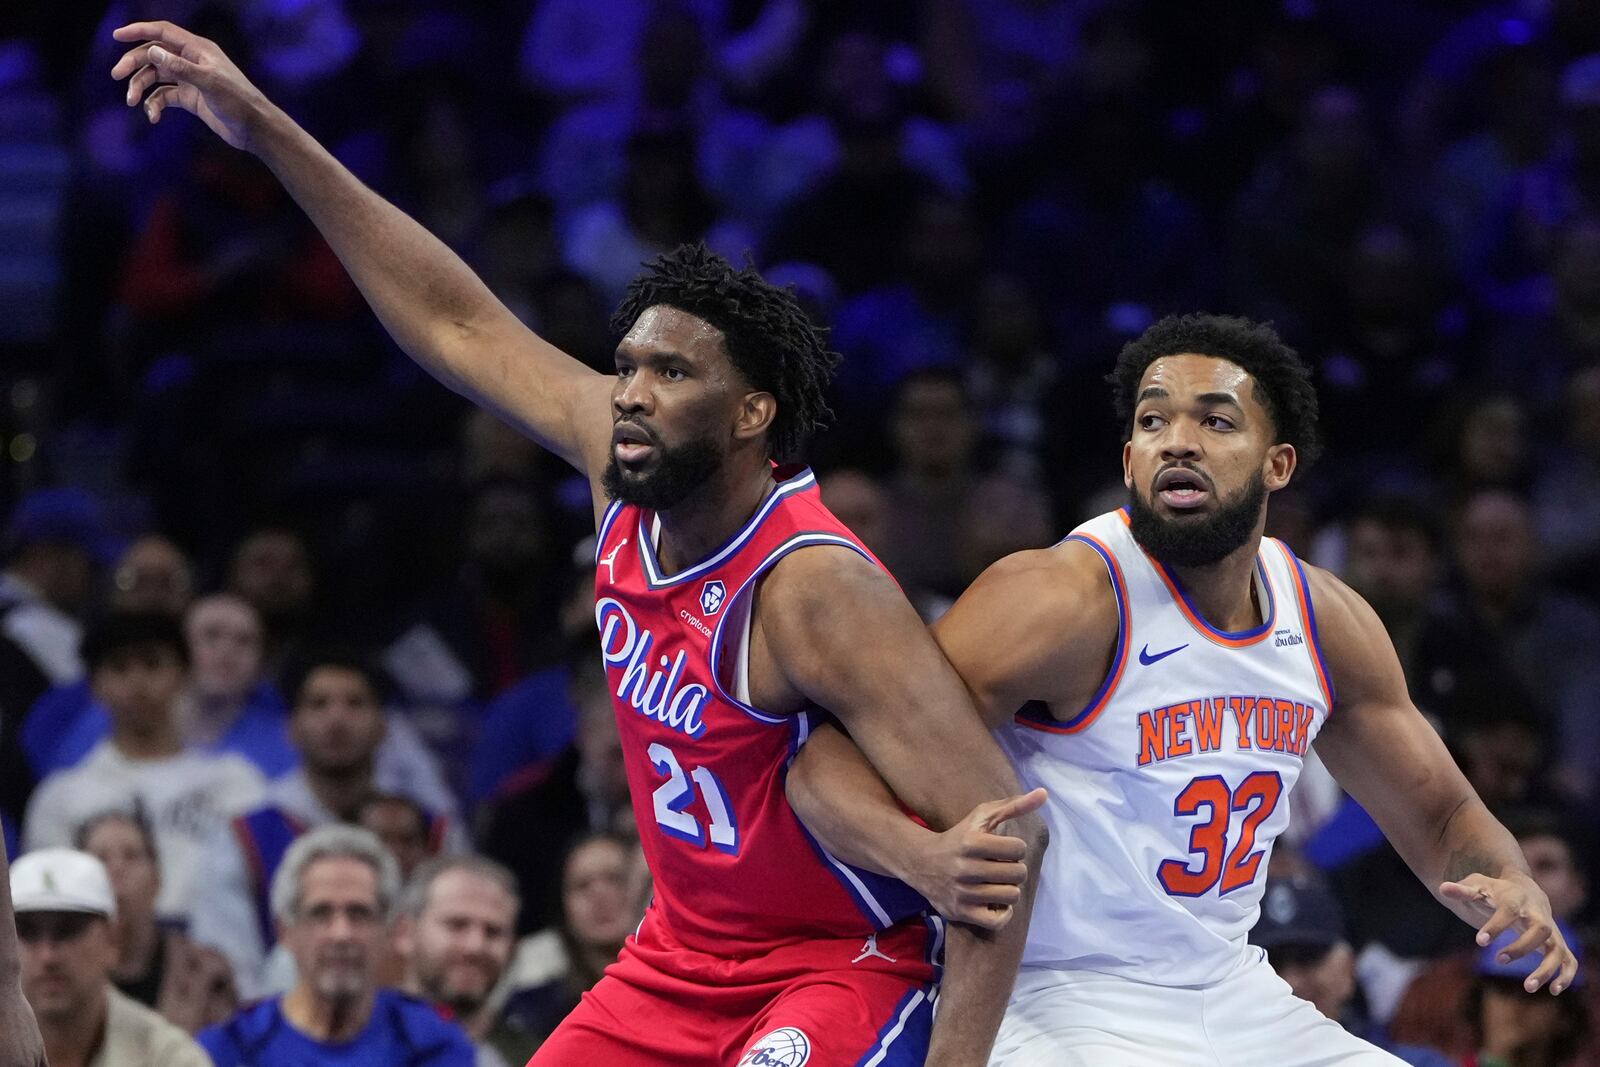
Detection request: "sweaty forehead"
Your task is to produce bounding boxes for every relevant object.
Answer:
[1139,353,1254,399]
[619,305,729,363]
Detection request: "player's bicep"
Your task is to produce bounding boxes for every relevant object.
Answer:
[763,549,1020,826]
[933,545,1116,728]
[1308,568,1475,845]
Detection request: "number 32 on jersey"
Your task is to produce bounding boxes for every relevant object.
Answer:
[1158,771,1282,897]
[648,742,740,855]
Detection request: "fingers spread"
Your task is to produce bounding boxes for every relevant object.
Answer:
[1523,945,1564,993]
[1474,901,1522,948]
[1496,920,1553,964]
[112,21,201,51]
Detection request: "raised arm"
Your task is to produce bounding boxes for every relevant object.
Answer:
[761,548,1048,1067]
[0,834,46,1067]
[111,22,613,483]
[1308,565,1579,995]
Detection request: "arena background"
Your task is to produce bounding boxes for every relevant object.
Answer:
[2,1,1599,1062]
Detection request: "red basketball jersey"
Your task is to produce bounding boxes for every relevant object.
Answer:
[592,465,936,963]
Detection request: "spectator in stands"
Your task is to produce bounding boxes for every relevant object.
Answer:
[356,793,441,882]
[1463,926,1588,1067]
[199,826,474,1066]
[1389,809,1594,1061]
[397,855,536,1067]
[819,468,951,622]
[225,526,316,677]
[495,832,647,1052]
[190,653,461,998]
[1445,490,1600,798]
[0,489,116,829]
[1534,366,1600,600]
[28,593,295,780]
[880,368,982,599]
[481,654,631,933]
[76,810,236,1033]
[22,613,265,921]
[107,535,194,615]
[1250,873,1453,1066]
[1341,495,1443,636]
[12,848,211,1067]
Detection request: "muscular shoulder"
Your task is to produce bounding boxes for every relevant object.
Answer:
[934,541,1119,724]
[1299,562,1405,707]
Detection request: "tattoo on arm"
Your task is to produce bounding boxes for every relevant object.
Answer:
[1443,846,1504,883]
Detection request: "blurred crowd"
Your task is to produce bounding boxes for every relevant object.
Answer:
[3,0,1600,1063]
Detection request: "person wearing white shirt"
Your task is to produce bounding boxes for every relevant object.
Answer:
[22,614,265,921]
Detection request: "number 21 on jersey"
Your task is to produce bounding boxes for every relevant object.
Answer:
[648,742,740,855]
[1158,771,1282,897]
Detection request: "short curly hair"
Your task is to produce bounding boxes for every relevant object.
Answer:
[611,244,841,460]
[1108,314,1322,467]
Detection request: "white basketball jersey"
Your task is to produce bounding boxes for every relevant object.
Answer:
[999,508,1334,987]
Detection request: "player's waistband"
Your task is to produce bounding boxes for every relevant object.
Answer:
[626,908,943,988]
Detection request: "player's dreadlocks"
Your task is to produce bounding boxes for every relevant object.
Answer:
[611,244,841,460]
[1108,313,1323,468]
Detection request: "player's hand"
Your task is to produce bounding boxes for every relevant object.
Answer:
[901,789,1047,931]
[0,988,46,1067]
[111,21,271,151]
[1440,871,1580,994]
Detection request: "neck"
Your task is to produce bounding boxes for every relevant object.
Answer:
[651,459,776,575]
[112,917,160,981]
[576,939,624,983]
[283,982,375,1043]
[183,688,246,745]
[112,722,183,760]
[1163,533,1267,633]
[40,991,108,1067]
[306,765,375,822]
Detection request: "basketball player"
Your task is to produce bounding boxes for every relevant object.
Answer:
[110,22,1047,1066]
[786,315,1579,1065]
[1,836,46,1067]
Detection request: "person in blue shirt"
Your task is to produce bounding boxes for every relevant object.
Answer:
[199,824,473,1066]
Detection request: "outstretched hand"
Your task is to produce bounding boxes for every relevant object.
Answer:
[111,21,270,150]
[1440,872,1580,994]
[901,788,1047,932]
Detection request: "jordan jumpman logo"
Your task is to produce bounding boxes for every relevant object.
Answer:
[852,932,897,964]
[600,539,629,582]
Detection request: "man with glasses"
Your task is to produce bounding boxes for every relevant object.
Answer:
[199,825,474,1066]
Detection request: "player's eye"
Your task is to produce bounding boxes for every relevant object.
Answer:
[1138,413,1165,430]
[662,366,687,382]
[1203,415,1235,431]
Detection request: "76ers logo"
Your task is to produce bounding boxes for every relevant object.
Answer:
[700,580,726,616]
[739,1028,811,1066]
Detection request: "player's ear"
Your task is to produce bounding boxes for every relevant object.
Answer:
[1122,440,1134,489]
[734,391,777,443]
[1264,443,1296,490]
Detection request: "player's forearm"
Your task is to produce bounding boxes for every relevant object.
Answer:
[786,725,933,879]
[1423,796,1531,910]
[926,852,1041,1067]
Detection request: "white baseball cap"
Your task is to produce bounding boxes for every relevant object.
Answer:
[9,849,116,919]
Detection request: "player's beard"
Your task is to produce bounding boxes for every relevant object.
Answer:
[1127,470,1267,568]
[603,433,724,511]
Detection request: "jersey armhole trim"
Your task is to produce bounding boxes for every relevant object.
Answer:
[594,500,626,563]
[1013,532,1128,735]
[1274,539,1336,710]
[707,531,873,725]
